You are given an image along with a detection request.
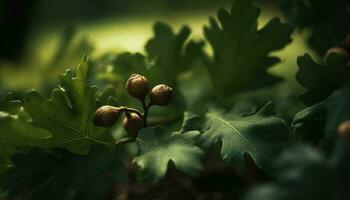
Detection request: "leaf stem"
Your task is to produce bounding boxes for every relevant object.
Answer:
[141,99,150,127]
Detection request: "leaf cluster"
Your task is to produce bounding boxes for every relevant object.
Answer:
[280,0,350,55]
[2,0,350,199]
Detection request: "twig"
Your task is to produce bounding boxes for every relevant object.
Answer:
[141,99,150,127]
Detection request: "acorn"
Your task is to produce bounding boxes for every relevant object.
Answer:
[93,106,121,127]
[338,121,350,139]
[150,84,173,106]
[123,113,144,137]
[324,47,349,62]
[126,74,150,100]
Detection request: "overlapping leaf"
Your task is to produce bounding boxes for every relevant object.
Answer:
[133,127,204,183]
[100,22,205,88]
[0,94,51,172]
[296,53,350,105]
[244,140,350,200]
[98,52,148,90]
[97,22,206,116]
[23,56,114,154]
[182,102,290,173]
[144,23,207,114]
[145,22,205,86]
[293,82,350,143]
[204,0,292,97]
[1,145,126,200]
[0,93,21,114]
[280,0,350,55]
[293,36,350,143]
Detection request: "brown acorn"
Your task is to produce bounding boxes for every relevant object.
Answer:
[123,113,144,137]
[150,84,173,106]
[125,74,150,100]
[338,121,350,139]
[93,106,121,127]
[324,47,349,62]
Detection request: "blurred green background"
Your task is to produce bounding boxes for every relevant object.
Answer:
[0,0,315,93]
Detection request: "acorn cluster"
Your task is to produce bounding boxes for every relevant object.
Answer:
[93,74,173,138]
[324,34,350,62]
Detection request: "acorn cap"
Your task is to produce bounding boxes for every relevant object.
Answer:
[123,113,144,137]
[338,121,350,139]
[93,106,121,127]
[125,74,150,100]
[150,84,173,106]
[324,47,349,62]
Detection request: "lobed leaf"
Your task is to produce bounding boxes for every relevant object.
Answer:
[1,145,126,200]
[204,0,292,97]
[296,53,350,105]
[23,56,114,154]
[280,0,350,55]
[133,127,204,183]
[244,140,350,200]
[97,22,206,116]
[0,94,51,172]
[145,22,205,86]
[293,82,350,143]
[183,102,290,173]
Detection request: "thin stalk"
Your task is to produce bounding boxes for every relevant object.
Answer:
[141,99,151,127]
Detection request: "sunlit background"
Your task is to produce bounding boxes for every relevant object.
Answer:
[0,0,315,92]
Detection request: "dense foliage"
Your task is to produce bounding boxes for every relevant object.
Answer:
[1,0,350,199]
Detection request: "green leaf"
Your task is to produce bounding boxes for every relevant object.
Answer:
[23,56,114,154]
[0,112,51,149]
[296,53,350,105]
[293,82,350,143]
[146,26,206,114]
[101,22,205,88]
[177,64,213,114]
[0,141,14,173]
[0,93,21,113]
[0,94,51,172]
[204,0,292,97]
[146,22,205,86]
[280,0,350,55]
[244,140,350,200]
[1,145,127,200]
[97,23,206,116]
[183,102,290,173]
[145,24,207,115]
[133,127,204,183]
[100,52,148,85]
